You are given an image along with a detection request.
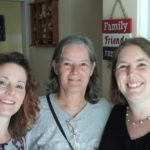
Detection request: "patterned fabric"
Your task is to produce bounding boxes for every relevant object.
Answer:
[12,138,24,150]
[0,138,25,150]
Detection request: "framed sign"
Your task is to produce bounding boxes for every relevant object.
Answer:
[102,18,132,60]
[0,15,5,41]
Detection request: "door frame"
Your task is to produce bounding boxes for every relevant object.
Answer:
[0,0,29,57]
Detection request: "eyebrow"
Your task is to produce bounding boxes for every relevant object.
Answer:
[117,58,149,63]
[137,58,150,62]
[0,76,8,79]
[17,81,26,84]
[61,57,90,62]
[0,76,26,84]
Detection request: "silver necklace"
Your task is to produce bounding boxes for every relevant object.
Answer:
[126,106,150,126]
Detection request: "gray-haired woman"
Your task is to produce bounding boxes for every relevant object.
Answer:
[26,35,111,150]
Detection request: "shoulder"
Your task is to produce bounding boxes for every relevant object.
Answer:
[28,94,53,126]
[107,104,127,123]
[102,105,126,131]
[38,95,48,107]
[86,98,112,119]
[98,98,112,108]
[111,104,126,114]
[90,98,112,111]
[38,94,54,110]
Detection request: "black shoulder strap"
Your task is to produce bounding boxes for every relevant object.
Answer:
[46,94,74,150]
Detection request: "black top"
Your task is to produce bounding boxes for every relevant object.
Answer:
[99,105,150,150]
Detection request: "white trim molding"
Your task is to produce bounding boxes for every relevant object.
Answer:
[137,0,148,38]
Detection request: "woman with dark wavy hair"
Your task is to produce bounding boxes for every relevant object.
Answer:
[0,52,39,150]
[26,35,111,150]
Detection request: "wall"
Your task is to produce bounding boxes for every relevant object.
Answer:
[0,1,22,53]
[28,0,102,96]
[102,0,138,99]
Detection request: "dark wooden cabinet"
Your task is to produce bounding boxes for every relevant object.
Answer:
[30,0,58,47]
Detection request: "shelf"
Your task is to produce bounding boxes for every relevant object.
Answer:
[30,0,58,47]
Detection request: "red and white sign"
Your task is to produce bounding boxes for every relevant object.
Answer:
[102,19,132,60]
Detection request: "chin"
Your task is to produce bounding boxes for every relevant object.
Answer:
[126,95,143,103]
[0,109,19,118]
[68,88,82,93]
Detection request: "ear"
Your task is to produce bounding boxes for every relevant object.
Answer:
[52,61,58,75]
[90,62,96,76]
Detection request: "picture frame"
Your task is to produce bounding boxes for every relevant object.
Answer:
[0,15,5,41]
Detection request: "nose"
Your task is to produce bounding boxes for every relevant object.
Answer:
[71,65,79,74]
[127,66,136,76]
[5,84,15,95]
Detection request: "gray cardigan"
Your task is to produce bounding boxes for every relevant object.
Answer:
[26,94,112,150]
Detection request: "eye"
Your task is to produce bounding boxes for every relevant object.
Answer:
[81,63,87,67]
[80,61,91,69]
[116,64,128,70]
[0,80,5,85]
[16,84,25,90]
[61,61,72,67]
[138,63,146,68]
[64,62,71,66]
[0,79,8,87]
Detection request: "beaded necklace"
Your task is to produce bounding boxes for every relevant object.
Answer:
[126,106,150,126]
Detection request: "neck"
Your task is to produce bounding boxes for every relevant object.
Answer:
[56,93,87,116]
[128,101,150,120]
[0,117,11,144]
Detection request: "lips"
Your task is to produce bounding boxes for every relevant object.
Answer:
[0,99,15,105]
[68,77,80,81]
[127,82,143,88]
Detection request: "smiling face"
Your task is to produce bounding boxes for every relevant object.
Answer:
[0,63,27,118]
[115,45,150,104]
[53,43,95,95]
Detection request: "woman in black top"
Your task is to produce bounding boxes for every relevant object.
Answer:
[99,37,150,150]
